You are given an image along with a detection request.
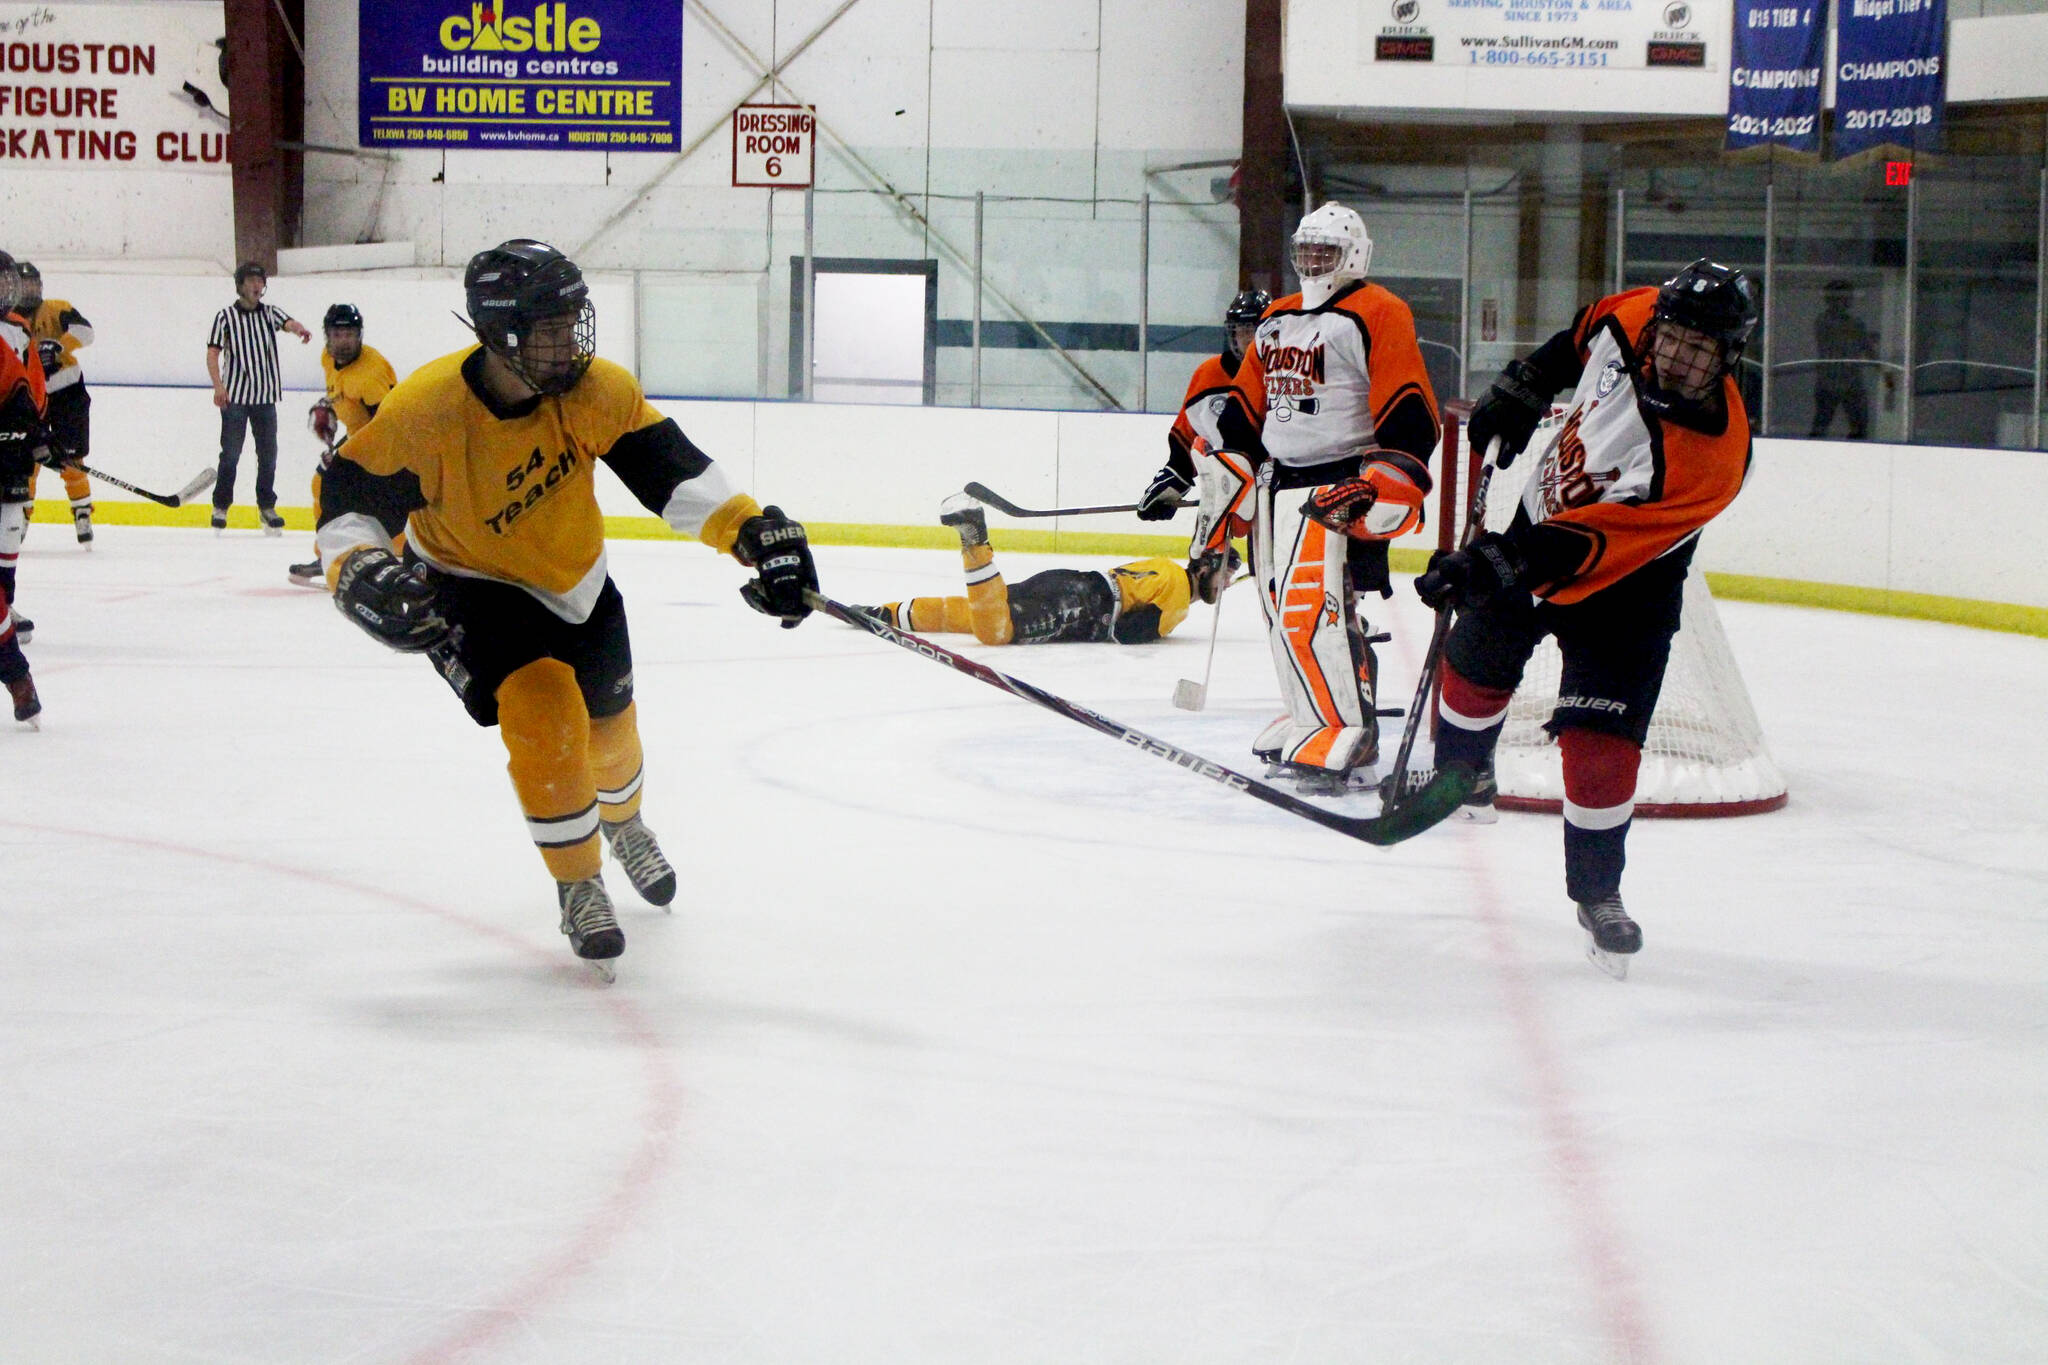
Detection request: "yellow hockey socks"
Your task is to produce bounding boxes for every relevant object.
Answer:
[496,659,600,882]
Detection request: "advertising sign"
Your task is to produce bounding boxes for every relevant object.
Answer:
[731,105,814,188]
[1365,0,1720,73]
[0,3,229,170]
[1831,0,1945,158]
[358,1,681,151]
[1726,0,1827,152]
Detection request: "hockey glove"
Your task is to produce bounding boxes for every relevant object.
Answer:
[1136,465,1191,521]
[734,505,818,629]
[1467,359,1551,470]
[34,339,62,376]
[333,547,452,653]
[309,398,338,447]
[1414,532,1528,612]
[1300,455,1427,541]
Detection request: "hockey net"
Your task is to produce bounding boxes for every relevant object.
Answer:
[1431,403,1787,817]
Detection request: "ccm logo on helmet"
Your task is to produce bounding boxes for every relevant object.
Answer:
[440,3,601,53]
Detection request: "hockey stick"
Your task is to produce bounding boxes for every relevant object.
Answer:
[962,481,1187,519]
[1381,437,1500,806]
[74,462,216,509]
[809,589,1475,848]
[1173,594,1225,711]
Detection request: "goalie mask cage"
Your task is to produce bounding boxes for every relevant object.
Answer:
[1434,402,1788,818]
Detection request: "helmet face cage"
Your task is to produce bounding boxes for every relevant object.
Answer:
[15,261,40,310]
[466,241,596,396]
[1644,259,1758,404]
[1224,287,1271,362]
[0,252,16,315]
[1289,203,1373,287]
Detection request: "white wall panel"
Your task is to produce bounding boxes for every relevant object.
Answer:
[1097,0,1245,150]
[933,0,1099,52]
[928,49,1100,150]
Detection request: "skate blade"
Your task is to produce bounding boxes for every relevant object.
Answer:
[586,958,617,984]
[1453,804,1499,825]
[1585,939,1632,981]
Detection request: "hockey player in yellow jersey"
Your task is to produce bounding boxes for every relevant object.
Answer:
[290,303,398,584]
[317,239,819,980]
[15,262,95,546]
[856,493,1227,645]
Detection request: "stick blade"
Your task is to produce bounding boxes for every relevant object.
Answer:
[1171,679,1206,712]
[1347,763,1478,846]
[172,468,218,507]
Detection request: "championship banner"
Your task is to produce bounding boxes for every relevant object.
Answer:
[1366,0,1724,72]
[1831,0,1945,159]
[1726,0,1827,152]
[0,2,229,170]
[358,1,681,151]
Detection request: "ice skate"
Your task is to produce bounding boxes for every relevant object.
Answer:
[11,613,31,646]
[288,558,325,587]
[602,813,677,908]
[939,492,988,548]
[211,507,228,533]
[1453,765,1498,824]
[557,875,625,981]
[1576,894,1641,979]
[7,672,40,728]
[73,505,93,547]
[259,507,285,537]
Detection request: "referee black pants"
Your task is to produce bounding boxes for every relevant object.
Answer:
[215,402,279,511]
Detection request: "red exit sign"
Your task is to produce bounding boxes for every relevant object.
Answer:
[1886,160,1914,186]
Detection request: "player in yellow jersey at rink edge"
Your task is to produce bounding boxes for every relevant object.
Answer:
[290,302,398,584]
[316,239,820,982]
[854,493,1229,646]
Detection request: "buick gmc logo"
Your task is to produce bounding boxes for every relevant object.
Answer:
[1392,0,1421,20]
[1663,2,1692,27]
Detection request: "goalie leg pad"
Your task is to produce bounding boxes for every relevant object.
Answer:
[1188,442,1256,559]
[1252,462,1378,773]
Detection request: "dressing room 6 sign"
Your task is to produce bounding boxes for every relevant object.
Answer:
[358,1,681,150]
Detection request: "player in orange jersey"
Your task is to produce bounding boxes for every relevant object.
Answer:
[1134,288,1270,521]
[1421,259,1759,972]
[0,249,50,722]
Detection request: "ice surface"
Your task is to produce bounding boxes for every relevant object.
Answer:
[3,526,2045,1363]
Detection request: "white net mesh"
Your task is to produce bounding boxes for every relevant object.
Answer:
[1445,414,1788,815]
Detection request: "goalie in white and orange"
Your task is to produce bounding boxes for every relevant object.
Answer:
[1419,258,1759,973]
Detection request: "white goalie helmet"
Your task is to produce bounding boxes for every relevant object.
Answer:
[1290,203,1373,307]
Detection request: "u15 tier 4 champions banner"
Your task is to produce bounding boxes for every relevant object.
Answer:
[1726,0,1827,151]
[0,2,230,170]
[358,1,680,151]
[1831,0,1944,158]
[1369,0,1723,71]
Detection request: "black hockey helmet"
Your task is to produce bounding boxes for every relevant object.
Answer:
[15,260,38,284]
[1654,258,1758,352]
[0,249,15,313]
[1224,287,1271,363]
[323,302,364,332]
[463,238,594,396]
[233,260,267,286]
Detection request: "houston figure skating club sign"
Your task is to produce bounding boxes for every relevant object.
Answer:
[358,1,680,151]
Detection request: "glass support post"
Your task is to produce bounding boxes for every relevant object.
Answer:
[1903,172,1917,440]
[1762,181,1776,436]
[802,183,816,402]
[972,190,984,407]
[1138,191,1151,410]
[1613,186,1625,295]
[1460,179,1474,400]
[2035,169,2045,447]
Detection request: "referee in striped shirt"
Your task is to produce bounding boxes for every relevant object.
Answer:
[206,262,310,531]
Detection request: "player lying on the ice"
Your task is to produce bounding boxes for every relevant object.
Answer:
[853,493,1235,646]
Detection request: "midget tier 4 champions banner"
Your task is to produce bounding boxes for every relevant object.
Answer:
[358,1,680,151]
[1832,0,1944,158]
[1726,0,1827,152]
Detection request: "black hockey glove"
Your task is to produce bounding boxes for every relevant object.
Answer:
[734,505,818,629]
[1415,532,1528,612]
[34,339,62,376]
[1187,545,1241,605]
[1136,465,1190,521]
[1467,358,1551,470]
[333,547,452,653]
